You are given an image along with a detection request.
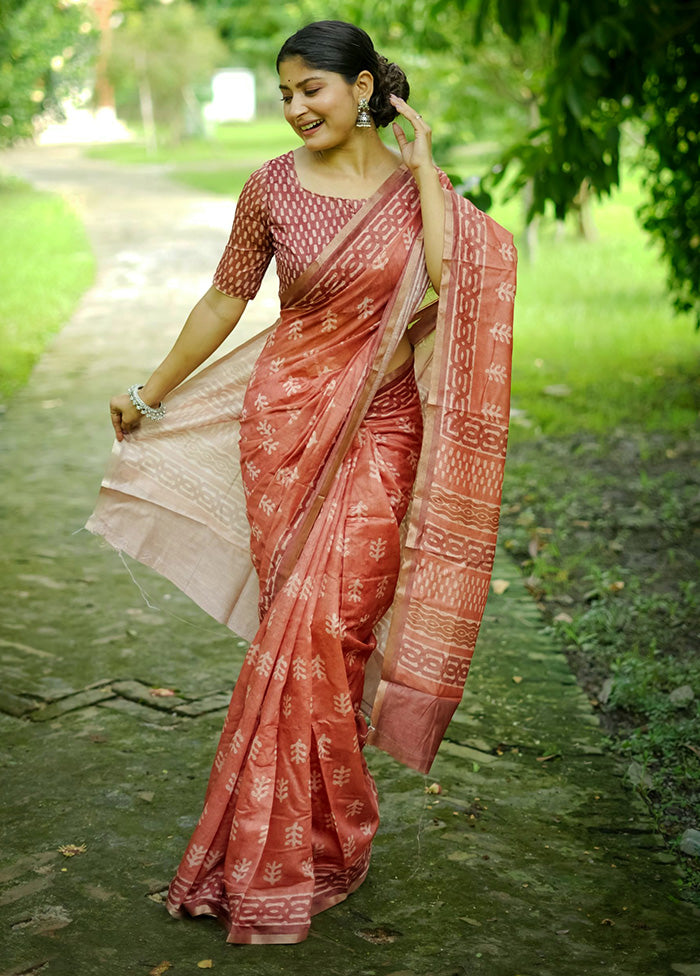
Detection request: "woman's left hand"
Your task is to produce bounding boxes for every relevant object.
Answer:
[390,94,434,178]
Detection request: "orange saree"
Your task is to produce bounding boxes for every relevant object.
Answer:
[86,154,516,943]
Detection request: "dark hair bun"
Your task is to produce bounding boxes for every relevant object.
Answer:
[370,56,410,128]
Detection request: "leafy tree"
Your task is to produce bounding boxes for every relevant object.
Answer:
[108,0,226,147]
[468,0,700,326]
[0,0,96,148]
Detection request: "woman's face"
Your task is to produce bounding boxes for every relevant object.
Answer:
[278,57,370,150]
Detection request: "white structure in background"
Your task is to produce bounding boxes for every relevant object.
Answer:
[204,69,256,124]
[37,100,132,145]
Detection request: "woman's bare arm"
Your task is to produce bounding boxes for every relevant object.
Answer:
[110,286,247,441]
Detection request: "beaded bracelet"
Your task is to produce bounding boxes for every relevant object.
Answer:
[127,384,166,421]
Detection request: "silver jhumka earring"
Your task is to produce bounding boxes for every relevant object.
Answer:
[356,98,372,128]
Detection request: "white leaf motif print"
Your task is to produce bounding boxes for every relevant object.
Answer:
[251,775,271,802]
[496,281,516,302]
[499,241,516,262]
[185,844,207,869]
[290,739,308,764]
[369,537,387,561]
[485,364,508,384]
[333,692,353,716]
[347,578,363,603]
[263,860,283,885]
[346,799,364,818]
[332,766,351,787]
[285,821,304,848]
[255,649,273,677]
[357,297,374,319]
[325,613,347,639]
[272,658,288,682]
[483,402,504,421]
[317,732,332,759]
[230,858,252,883]
[321,310,338,333]
[259,495,276,516]
[489,321,512,342]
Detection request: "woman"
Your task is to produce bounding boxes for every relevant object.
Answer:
[88,21,516,945]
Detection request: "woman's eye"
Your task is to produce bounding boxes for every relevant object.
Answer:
[305,89,320,97]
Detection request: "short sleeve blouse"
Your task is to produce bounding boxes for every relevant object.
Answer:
[212,152,365,300]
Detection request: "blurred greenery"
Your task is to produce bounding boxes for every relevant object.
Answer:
[107,1,227,146]
[0,0,95,147]
[0,174,95,403]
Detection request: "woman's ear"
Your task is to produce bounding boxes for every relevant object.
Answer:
[354,69,374,102]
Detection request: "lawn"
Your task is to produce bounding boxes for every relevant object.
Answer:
[0,173,95,403]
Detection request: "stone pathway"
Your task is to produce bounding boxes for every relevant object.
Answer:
[0,145,698,976]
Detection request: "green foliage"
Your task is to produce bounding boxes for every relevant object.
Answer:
[475,0,700,326]
[0,173,95,402]
[108,0,227,140]
[637,31,700,325]
[0,0,95,147]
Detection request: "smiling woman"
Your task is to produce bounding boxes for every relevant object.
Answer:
[87,19,516,946]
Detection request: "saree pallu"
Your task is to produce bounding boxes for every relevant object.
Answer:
[86,167,516,943]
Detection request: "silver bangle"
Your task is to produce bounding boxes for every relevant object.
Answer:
[127,384,166,421]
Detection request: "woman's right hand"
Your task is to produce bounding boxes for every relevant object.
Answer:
[110,393,142,442]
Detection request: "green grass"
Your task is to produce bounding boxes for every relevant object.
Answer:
[489,181,699,439]
[86,119,294,197]
[0,174,95,403]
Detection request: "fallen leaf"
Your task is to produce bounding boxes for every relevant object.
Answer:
[197,961,213,970]
[512,675,523,684]
[58,844,87,857]
[536,753,562,763]
[685,744,700,758]
[490,579,510,595]
[601,918,615,926]
[150,687,176,698]
[608,580,625,592]
[149,963,172,976]
[425,782,442,794]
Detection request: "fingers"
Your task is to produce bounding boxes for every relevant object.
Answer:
[110,408,125,442]
[392,121,408,150]
[389,93,429,132]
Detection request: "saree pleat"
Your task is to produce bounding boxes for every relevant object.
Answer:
[167,362,422,942]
